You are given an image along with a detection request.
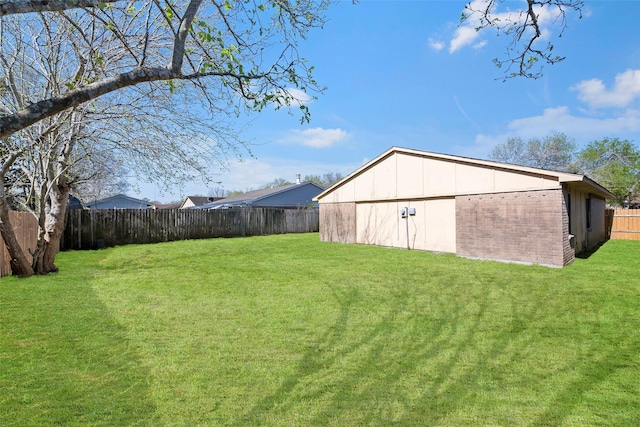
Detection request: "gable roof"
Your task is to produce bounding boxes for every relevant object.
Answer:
[152,202,182,210]
[85,194,153,208]
[315,146,614,200]
[181,196,223,207]
[198,182,324,208]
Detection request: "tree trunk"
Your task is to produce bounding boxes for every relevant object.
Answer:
[33,187,70,275]
[0,197,35,277]
[0,0,121,16]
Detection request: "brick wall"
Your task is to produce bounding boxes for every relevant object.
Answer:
[456,189,566,267]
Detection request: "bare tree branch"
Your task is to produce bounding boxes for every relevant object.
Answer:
[0,0,121,16]
[463,0,583,79]
[0,66,279,139]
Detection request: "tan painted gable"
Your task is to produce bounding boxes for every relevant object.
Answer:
[316,148,573,203]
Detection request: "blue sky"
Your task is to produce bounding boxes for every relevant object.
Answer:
[137,0,640,202]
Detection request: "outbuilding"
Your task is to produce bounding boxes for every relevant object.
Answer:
[315,147,613,267]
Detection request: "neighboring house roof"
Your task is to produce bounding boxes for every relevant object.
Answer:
[68,194,85,210]
[198,182,324,209]
[315,146,614,201]
[85,194,153,209]
[152,202,181,210]
[180,196,223,209]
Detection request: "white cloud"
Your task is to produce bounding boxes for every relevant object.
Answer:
[510,106,640,138]
[571,69,640,109]
[428,38,445,51]
[280,88,313,106]
[288,127,350,148]
[218,158,280,191]
[449,25,480,53]
[473,40,487,50]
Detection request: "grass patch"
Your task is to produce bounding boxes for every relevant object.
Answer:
[1,234,639,426]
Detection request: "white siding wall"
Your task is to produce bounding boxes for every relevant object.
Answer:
[422,158,457,196]
[355,199,456,253]
[423,199,456,253]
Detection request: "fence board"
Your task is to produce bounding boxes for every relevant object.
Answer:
[0,212,39,277]
[61,208,319,250]
[609,209,640,240]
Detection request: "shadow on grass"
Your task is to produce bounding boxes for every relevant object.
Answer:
[575,239,608,260]
[529,339,638,426]
[0,278,157,426]
[232,279,514,425]
[233,269,636,426]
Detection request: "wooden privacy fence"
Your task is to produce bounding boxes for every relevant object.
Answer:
[62,207,319,250]
[607,208,640,240]
[0,212,39,277]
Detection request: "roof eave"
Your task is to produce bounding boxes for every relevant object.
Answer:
[314,146,616,201]
[560,175,615,199]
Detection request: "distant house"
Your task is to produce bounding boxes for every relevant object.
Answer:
[197,181,324,210]
[315,147,613,267]
[627,197,640,209]
[180,196,223,209]
[85,194,153,209]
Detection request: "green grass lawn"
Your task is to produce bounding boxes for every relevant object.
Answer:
[1,234,639,426]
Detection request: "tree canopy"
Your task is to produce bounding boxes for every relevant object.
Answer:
[492,134,640,207]
[574,138,640,207]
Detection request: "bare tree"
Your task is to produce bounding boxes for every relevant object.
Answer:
[526,132,575,171]
[72,149,131,204]
[303,172,344,188]
[490,137,528,166]
[207,187,227,198]
[261,178,293,189]
[490,132,575,171]
[0,0,121,16]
